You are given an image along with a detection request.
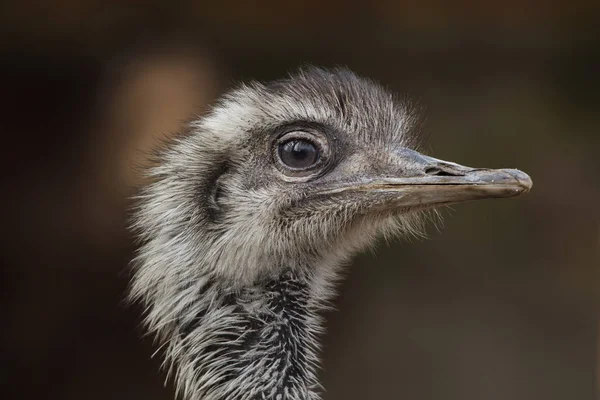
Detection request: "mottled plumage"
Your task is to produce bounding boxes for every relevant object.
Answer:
[130,67,531,400]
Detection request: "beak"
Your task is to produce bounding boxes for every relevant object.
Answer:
[324,149,532,209]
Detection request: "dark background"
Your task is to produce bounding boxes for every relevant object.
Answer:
[2,1,599,399]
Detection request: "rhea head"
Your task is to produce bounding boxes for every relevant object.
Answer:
[130,67,532,400]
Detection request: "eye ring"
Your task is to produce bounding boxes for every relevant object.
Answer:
[273,130,329,178]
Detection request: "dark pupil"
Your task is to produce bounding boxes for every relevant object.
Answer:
[279,139,318,169]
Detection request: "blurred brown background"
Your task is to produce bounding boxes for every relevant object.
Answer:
[1,1,599,399]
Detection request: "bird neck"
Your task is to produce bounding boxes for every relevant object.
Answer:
[172,269,326,400]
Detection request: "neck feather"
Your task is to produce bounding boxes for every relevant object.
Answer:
[162,270,327,400]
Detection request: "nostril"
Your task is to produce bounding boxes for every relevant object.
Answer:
[425,167,441,175]
[425,167,464,177]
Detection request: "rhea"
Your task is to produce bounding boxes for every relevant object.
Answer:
[130,67,532,400]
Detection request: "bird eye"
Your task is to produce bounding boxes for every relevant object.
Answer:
[278,139,319,170]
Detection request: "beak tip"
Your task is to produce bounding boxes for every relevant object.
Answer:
[504,169,533,195]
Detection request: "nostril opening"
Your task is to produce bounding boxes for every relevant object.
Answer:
[425,167,463,177]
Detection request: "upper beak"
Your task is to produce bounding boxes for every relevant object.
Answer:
[325,149,533,208]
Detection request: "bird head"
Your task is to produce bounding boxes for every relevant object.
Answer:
[132,67,532,292]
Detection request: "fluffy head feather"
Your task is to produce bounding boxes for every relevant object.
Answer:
[130,67,429,295]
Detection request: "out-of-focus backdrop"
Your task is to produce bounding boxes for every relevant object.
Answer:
[2,2,599,399]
